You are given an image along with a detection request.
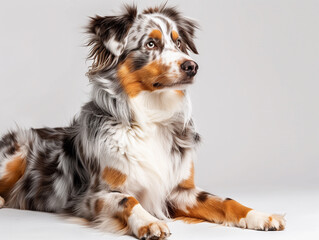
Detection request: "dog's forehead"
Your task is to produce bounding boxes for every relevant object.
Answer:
[133,13,178,38]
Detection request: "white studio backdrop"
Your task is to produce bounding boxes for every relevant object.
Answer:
[0,0,318,196]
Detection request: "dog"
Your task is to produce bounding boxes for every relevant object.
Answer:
[0,5,285,239]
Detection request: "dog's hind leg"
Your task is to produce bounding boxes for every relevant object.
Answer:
[81,191,171,239]
[0,196,4,208]
[0,131,28,201]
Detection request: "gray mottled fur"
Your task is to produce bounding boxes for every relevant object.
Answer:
[0,4,200,231]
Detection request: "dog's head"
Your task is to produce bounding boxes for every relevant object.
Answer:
[87,5,199,98]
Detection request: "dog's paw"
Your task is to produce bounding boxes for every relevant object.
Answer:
[239,210,286,231]
[0,196,5,208]
[138,221,171,240]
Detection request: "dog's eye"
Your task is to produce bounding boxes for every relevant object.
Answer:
[146,41,157,50]
[176,39,181,49]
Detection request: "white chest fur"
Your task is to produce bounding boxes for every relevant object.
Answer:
[108,90,194,218]
[124,123,185,218]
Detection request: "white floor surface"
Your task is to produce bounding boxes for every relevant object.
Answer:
[1,189,318,240]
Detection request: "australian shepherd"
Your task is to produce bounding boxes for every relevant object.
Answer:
[0,5,285,239]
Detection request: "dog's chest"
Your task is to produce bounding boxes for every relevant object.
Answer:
[123,124,179,185]
[114,123,189,218]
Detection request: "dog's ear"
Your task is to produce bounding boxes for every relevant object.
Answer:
[163,7,199,54]
[144,6,199,54]
[176,17,199,54]
[87,5,137,75]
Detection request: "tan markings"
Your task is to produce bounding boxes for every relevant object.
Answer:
[114,196,139,229]
[171,30,179,41]
[175,90,184,97]
[94,198,105,214]
[224,199,252,223]
[172,197,252,225]
[178,162,195,189]
[173,197,225,223]
[138,224,151,238]
[118,57,171,97]
[149,29,162,40]
[0,155,26,197]
[174,217,204,224]
[102,167,127,189]
[110,197,139,233]
[122,197,139,218]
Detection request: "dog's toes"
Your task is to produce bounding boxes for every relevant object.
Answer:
[266,214,286,231]
[0,196,5,208]
[240,210,286,231]
[138,221,171,240]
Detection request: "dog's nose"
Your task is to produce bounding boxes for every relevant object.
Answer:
[181,60,199,77]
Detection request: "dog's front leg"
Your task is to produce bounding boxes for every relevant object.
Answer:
[167,164,285,231]
[87,191,170,239]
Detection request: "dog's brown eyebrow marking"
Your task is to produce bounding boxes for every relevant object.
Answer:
[149,29,162,40]
[171,30,179,41]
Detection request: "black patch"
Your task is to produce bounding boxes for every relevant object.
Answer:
[171,123,198,159]
[62,134,91,198]
[71,158,90,195]
[119,197,128,206]
[33,127,65,141]
[268,227,277,231]
[166,201,176,218]
[22,175,33,193]
[36,150,59,176]
[89,6,137,42]
[153,82,162,88]
[110,190,122,193]
[197,191,210,202]
[193,133,201,143]
[7,145,17,155]
[86,5,137,75]
[82,101,112,119]
[0,132,16,148]
[62,135,77,159]
[131,54,149,71]
[177,146,185,158]
[225,198,233,201]
[0,131,18,155]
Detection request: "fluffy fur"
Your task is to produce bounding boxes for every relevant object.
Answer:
[0,5,285,239]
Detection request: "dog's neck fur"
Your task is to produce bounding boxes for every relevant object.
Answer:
[90,74,192,127]
[129,90,191,126]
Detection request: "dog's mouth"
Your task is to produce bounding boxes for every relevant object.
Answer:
[152,78,194,89]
